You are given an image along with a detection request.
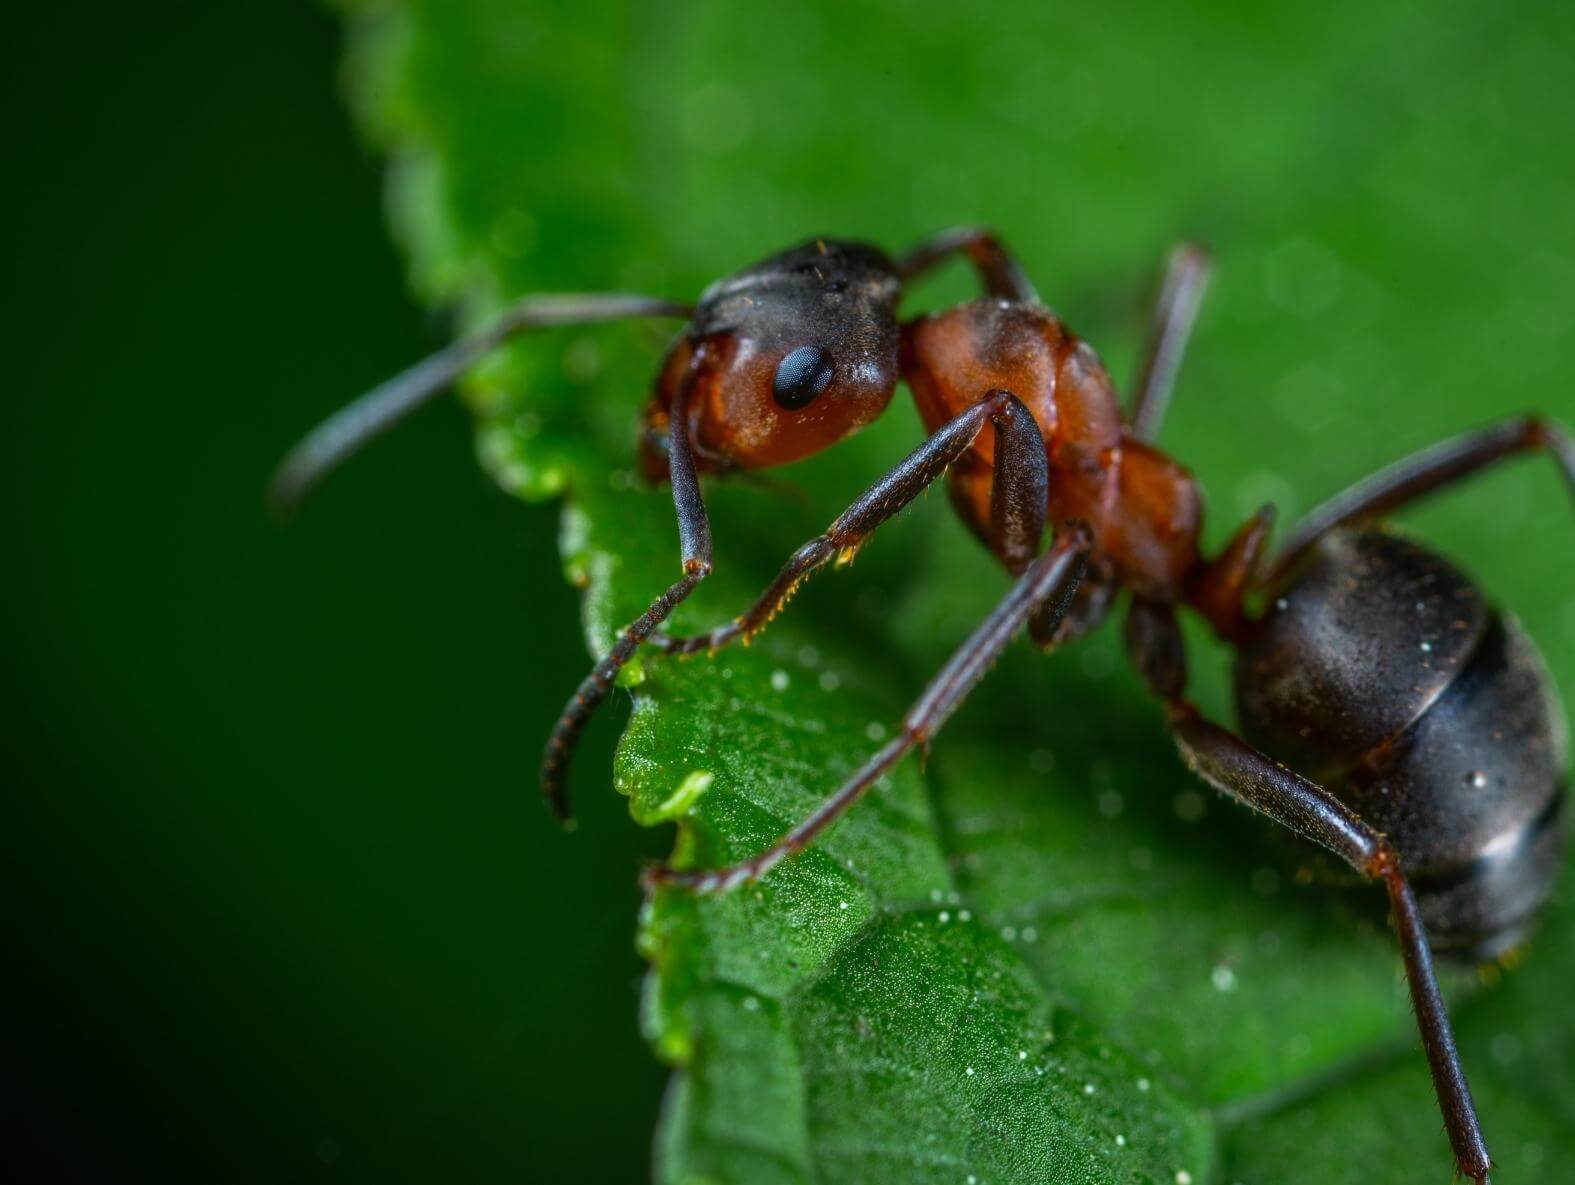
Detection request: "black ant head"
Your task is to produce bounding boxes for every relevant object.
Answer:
[665,238,902,469]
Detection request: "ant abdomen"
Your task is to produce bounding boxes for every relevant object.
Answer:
[1236,527,1569,960]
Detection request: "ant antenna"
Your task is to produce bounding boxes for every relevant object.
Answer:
[268,293,693,515]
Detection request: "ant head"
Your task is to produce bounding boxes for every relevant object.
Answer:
[661,239,902,470]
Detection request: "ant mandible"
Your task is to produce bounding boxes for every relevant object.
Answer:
[274,228,1575,1184]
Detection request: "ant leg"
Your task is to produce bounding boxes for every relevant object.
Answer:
[269,293,691,513]
[1124,600,1493,1185]
[1270,414,1575,581]
[540,347,714,821]
[652,387,1048,656]
[895,226,1039,303]
[1125,243,1212,442]
[647,524,1091,893]
[1187,504,1276,642]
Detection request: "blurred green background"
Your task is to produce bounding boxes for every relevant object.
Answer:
[7,3,663,1181]
[6,1,1574,1182]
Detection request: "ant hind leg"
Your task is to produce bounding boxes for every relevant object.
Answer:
[1124,599,1493,1185]
[1269,414,1575,581]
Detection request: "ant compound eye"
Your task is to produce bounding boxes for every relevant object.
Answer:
[772,345,835,410]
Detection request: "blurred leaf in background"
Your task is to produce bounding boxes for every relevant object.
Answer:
[6,1,1572,1183]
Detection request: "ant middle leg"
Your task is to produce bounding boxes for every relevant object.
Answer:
[652,387,1050,657]
[647,523,1091,894]
[1125,243,1212,442]
[1124,600,1493,1185]
[1270,413,1575,580]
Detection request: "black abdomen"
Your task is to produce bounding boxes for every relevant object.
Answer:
[1235,528,1568,961]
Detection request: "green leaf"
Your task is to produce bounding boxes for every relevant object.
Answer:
[335,1,1575,1181]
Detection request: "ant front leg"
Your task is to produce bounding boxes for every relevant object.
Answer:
[896,226,1039,303]
[1270,413,1575,581]
[648,523,1091,894]
[1124,600,1493,1185]
[539,345,715,821]
[651,388,1049,657]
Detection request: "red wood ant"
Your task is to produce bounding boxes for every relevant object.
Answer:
[275,228,1574,1183]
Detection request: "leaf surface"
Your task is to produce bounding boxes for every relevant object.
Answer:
[338,1,1575,1180]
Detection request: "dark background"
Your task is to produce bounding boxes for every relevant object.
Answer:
[7,3,662,1181]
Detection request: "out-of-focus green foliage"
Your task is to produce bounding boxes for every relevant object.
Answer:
[338,0,1575,1180]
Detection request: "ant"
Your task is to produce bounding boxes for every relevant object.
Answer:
[275,228,1574,1183]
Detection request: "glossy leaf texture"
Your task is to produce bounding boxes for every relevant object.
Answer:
[335,1,1575,1180]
